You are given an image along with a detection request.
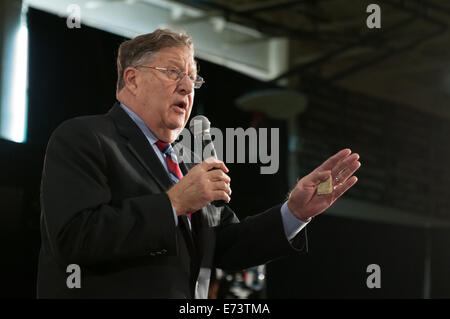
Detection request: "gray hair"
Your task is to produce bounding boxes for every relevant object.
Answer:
[116,28,194,92]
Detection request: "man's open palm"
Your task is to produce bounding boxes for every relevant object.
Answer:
[288,149,361,222]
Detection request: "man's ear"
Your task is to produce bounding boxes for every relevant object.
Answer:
[123,67,139,95]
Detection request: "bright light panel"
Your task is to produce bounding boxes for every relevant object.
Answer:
[1,15,28,143]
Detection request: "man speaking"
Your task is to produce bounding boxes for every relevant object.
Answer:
[37,29,360,298]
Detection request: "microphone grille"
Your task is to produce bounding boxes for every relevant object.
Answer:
[189,115,211,134]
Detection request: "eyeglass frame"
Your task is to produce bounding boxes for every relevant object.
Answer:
[136,65,205,89]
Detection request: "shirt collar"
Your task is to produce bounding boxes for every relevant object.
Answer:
[119,102,158,145]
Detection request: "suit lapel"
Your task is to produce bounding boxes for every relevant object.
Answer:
[109,103,200,264]
[108,103,172,192]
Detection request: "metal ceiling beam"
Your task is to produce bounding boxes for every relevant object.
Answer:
[269,15,418,83]
[171,0,449,84]
[233,0,305,14]
[269,0,448,83]
[381,0,448,27]
[327,24,447,82]
[172,0,351,43]
[421,0,450,16]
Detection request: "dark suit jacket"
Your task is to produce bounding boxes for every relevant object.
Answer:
[37,103,307,298]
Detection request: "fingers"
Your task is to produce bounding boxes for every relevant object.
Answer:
[333,176,358,201]
[333,154,361,185]
[208,169,231,184]
[206,166,231,202]
[332,153,359,175]
[211,190,231,203]
[315,148,351,173]
[202,157,229,173]
[190,158,231,204]
[209,170,231,202]
[209,181,231,203]
[305,170,331,186]
[211,181,232,196]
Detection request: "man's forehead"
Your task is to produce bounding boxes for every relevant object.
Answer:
[167,58,197,68]
[157,47,196,67]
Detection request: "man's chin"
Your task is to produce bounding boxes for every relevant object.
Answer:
[167,115,188,129]
[164,122,186,139]
[168,120,186,130]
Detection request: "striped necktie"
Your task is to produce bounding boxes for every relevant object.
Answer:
[155,141,183,182]
[155,140,191,221]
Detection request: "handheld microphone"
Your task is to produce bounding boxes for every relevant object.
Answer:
[189,115,225,207]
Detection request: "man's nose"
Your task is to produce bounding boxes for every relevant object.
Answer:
[176,74,194,95]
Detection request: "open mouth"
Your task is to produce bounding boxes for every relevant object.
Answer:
[173,101,187,111]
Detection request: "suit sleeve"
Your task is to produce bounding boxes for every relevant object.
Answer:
[40,119,177,268]
[213,204,308,271]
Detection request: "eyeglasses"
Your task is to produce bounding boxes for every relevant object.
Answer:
[137,65,205,89]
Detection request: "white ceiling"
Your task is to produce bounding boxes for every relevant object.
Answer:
[24,0,289,81]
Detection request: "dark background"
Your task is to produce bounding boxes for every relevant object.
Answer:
[1,7,449,298]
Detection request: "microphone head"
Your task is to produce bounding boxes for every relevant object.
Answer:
[189,115,211,136]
